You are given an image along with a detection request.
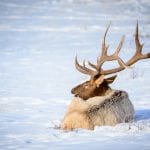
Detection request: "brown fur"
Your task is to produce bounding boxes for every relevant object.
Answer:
[61,90,134,130]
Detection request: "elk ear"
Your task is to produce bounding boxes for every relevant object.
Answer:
[105,75,117,84]
[95,75,105,87]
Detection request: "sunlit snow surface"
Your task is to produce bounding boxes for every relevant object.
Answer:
[0,0,150,150]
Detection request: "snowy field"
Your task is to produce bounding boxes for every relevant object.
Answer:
[0,0,150,150]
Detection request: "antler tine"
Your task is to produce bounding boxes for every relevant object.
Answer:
[75,56,97,77]
[135,20,143,54]
[102,23,111,51]
[97,24,110,65]
[136,21,143,50]
[133,20,150,59]
[129,20,150,60]
[114,35,125,56]
[88,61,98,70]
[114,35,129,69]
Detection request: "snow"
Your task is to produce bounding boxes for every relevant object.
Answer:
[0,0,150,150]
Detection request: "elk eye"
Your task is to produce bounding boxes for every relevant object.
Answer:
[84,84,89,89]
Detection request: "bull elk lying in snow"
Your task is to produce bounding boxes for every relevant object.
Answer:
[61,22,150,130]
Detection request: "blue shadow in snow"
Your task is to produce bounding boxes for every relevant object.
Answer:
[134,109,150,121]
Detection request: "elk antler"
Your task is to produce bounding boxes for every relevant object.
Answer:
[75,56,97,76]
[75,21,150,78]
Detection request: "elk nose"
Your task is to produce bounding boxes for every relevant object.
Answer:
[75,94,79,97]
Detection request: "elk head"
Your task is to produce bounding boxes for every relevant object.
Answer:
[71,22,150,100]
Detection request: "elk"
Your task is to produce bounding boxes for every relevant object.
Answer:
[61,22,150,130]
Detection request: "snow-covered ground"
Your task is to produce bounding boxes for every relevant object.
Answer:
[0,0,150,149]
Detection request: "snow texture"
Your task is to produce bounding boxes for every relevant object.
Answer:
[0,0,150,150]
